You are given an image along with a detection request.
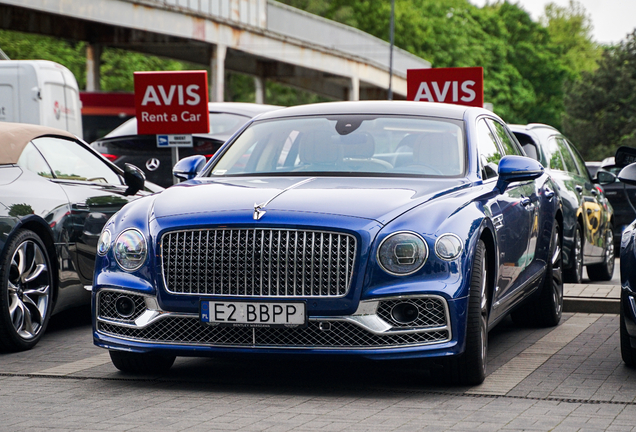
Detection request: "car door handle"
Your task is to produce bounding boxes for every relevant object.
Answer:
[544,188,555,199]
[587,208,600,215]
[520,197,532,207]
[575,185,583,194]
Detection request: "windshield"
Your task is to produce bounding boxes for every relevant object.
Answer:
[208,115,465,177]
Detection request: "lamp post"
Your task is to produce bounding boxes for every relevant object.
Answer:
[388,0,395,100]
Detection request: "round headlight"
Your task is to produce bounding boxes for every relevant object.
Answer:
[377,231,428,276]
[97,229,111,256]
[114,229,147,271]
[435,233,463,261]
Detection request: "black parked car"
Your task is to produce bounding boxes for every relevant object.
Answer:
[91,102,281,188]
[615,147,636,367]
[589,157,636,251]
[510,124,615,283]
[0,122,160,352]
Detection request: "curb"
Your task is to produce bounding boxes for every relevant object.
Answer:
[563,297,620,314]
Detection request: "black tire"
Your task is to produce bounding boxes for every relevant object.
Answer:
[0,229,54,352]
[109,350,176,374]
[563,224,583,283]
[512,220,563,327]
[445,239,488,385]
[620,297,636,368]
[587,224,615,281]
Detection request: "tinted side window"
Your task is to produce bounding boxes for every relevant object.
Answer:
[32,137,122,185]
[556,137,580,175]
[546,137,566,171]
[487,119,522,156]
[564,138,589,179]
[476,119,502,179]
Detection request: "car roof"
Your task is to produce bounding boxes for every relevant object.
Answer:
[254,100,475,121]
[0,121,76,164]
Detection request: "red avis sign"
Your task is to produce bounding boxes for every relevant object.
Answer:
[134,71,210,135]
[407,67,484,107]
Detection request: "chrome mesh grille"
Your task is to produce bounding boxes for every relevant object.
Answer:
[376,298,447,328]
[97,291,146,322]
[162,228,356,297]
[98,318,449,348]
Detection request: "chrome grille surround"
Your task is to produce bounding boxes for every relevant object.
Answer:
[96,295,451,349]
[161,228,357,297]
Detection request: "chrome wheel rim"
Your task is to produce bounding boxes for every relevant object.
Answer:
[605,229,615,275]
[552,229,563,316]
[479,252,488,373]
[7,239,51,340]
[573,228,582,281]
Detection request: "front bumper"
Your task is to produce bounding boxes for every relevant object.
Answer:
[93,288,466,360]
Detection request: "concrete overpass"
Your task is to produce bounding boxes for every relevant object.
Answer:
[0,0,430,102]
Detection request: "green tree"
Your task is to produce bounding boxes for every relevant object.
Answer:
[541,1,602,77]
[562,31,636,160]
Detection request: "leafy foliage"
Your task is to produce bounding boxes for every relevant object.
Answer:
[563,31,636,160]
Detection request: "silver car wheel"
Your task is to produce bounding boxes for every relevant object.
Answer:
[7,239,51,340]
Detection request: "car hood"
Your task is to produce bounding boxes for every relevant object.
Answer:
[151,176,470,225]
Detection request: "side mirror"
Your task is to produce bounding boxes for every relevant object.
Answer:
[496,155,544,192]
[615,146,636,168]
[618,162,636,186]
[173,155,207,181]
[594,170,617,185]
[123,163,145,196]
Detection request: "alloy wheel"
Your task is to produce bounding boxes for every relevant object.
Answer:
[7,239,51,340]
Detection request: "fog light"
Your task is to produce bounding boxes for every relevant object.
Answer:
[391,302,419,324]
[115,296,135,318]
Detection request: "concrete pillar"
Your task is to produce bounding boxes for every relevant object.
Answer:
[86,44,102,91]
[254,76,266,104]
[348,76,360,101]
[210,44,227,102]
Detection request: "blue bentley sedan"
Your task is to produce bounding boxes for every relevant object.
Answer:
[92,101,563,385]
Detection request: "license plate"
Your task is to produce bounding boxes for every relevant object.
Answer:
[201,301,306,328]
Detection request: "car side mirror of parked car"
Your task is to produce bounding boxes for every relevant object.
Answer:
[123,163,146,196]
[594,170,617,185]
[615,146,636,168]
[173,155,207,181]
[496,155,544,192]
[618,162,636,186]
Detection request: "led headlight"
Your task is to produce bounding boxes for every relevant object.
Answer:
[435,233,463,261]
[378,231,428,276]
[113,229,147,271]
[96,229,111,256]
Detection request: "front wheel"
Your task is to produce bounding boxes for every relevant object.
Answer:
[109,350,176,374]
[512,219,563,327]
[587,224,615,281]
[445,239,488,385]
[620,296,636,367]
[563,224,583,283]
[0,230,54,352]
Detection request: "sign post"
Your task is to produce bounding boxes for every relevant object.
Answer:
[134,71,210,184]
[407,67,484,107]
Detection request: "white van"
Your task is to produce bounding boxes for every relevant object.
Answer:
[0,60,83,138]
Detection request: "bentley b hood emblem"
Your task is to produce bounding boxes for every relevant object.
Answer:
[253,203,266,220]
[251,178,316,221]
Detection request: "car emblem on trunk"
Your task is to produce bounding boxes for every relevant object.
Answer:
[146,158,160,171]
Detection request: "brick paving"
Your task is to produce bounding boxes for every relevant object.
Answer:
[0,263,634,431]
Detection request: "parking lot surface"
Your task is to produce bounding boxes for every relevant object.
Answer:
[0,259,633,431]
